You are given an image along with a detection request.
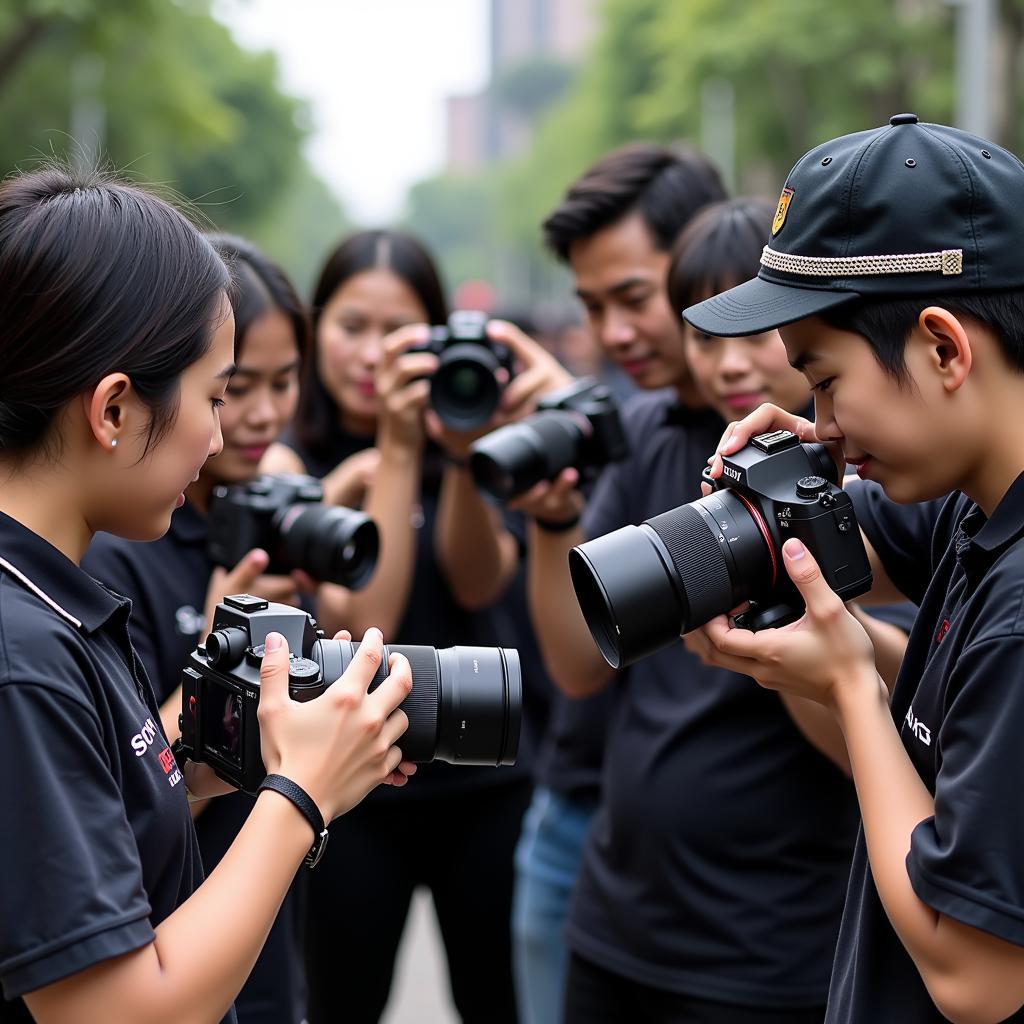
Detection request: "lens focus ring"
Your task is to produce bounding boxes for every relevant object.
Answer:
[387,645,440,761]
[645,504,734,632]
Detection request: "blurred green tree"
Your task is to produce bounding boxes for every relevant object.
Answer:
[0,0,349,289]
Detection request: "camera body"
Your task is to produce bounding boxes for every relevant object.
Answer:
[207,473,378,588]
[696,429,873,628]
[178,595,522,794]
[469,377,629,501]
[569,429,873,668]
[408,310,515,430]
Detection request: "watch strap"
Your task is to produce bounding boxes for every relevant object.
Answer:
[258,774,329,868]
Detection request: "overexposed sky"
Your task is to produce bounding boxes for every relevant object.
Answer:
[215,0,489,224]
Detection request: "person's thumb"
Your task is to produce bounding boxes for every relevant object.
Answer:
[781,538,838,619]
[258,630,291,712]
[226,548,270,593]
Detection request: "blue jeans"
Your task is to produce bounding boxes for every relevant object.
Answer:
[512,787,597,1024]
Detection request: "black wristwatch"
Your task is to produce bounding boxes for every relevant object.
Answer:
[258,774,330,868]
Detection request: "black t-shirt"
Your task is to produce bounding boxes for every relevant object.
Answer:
[831,478,1024,1023]
[566,392,861,1008]
[0,512,225,1022]
[83,500,303,1024]
[283,423,529,795]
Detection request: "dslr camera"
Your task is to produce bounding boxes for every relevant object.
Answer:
[469,377,629,501]
[408,310,515,430]
[208,473,378,589]
[568,429,872,668]
[177,595,522,793]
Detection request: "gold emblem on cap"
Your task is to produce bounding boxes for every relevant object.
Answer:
[772,187,794,235]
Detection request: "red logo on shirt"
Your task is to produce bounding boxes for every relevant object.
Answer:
[935,619,951,644]
[157,746,176,775]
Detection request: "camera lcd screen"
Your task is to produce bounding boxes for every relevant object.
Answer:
[202,679,243,768]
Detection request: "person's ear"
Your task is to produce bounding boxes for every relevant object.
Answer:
[84,373,134,450]
[918,306,972,392]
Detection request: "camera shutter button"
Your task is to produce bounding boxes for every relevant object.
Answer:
[796,475,829,499]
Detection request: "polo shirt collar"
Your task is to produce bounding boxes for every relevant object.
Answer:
[956,470,1024,579]
[0,510,127,634]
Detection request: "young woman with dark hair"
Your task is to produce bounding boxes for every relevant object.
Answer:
[263,228,570,1023]
[82,232,321,1023]
[0,169,415,1024]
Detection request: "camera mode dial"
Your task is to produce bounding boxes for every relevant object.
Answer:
[796,475,829,499]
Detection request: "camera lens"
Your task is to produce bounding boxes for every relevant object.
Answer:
[470,410,587,501]
[569,488,777,668]
[315,641,521,765]
[431,342,503,429]
[276,504,379,588]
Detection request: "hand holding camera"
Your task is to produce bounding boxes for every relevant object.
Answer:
[256,626,415,823]
[178,597,522,795]
[376,324,440,453]
[685,537,880,711]
[570,428,873,668]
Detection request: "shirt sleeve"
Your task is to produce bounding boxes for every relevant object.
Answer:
[846,479,950,605]
[0,682,154,999]
[906,635,1024,946]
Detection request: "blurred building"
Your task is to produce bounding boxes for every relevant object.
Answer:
[446,0,597,172]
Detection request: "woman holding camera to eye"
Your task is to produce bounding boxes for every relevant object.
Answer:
[261,229,569,1023]
[82,233,328,1024]
[0,168,415,1024]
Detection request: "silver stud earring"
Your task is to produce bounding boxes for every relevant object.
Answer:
[111,439,118,448]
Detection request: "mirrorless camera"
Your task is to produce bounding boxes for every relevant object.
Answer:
[177,595,522,793]
[469,377,629,501]
[208,473,378,588]
[568,429,873,668]
[408,310,515,430]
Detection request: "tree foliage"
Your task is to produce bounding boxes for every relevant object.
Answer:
[0,0,349,289]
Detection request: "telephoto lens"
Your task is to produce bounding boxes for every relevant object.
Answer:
[277,503,379,589]
[469,377,629,501]
[568,431,872,669]
[179,598,522,792]
[207,474,380,589]
[470,409,588,501]
[316,640,521,765]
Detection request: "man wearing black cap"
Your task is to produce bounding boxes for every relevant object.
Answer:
[687,115,1024,1023]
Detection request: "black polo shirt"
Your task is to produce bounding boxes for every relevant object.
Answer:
[83,500,303,1024]
[831,478,1024,1023]
[0,511,224,1022]
[566,391,861,1008]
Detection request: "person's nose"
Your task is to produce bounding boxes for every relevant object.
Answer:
[599,308,637,350]
[717,339,752,381]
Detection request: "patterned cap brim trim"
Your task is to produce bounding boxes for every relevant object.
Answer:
[761,245,963,278]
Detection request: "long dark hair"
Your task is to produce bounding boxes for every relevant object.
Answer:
[295,229,448,457]
[207,233,311,367]
[0,165,229,460]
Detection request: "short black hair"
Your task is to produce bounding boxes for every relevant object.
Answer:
[208,233,311,367]
[542,142,727,263]
[296,229,448,458]
[667,197,774,318]
[820,289,1024,382]
[0,164,229,460]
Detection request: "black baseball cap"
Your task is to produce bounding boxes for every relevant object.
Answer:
[683,114,1024,337]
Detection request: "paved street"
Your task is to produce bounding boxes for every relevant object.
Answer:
[380,889,460,1024]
